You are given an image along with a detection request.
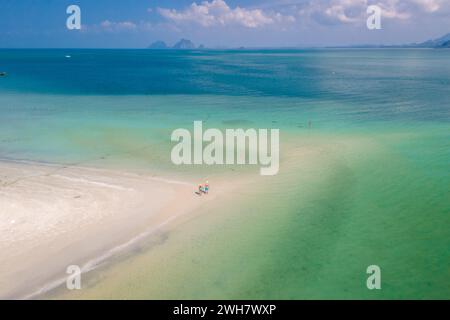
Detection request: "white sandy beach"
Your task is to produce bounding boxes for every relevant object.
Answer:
[0,160,220,299]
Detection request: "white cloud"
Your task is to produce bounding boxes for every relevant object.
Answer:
[100,20,138,31]
[324,0,367,23]
[412,0,446,12]
[376,0,411,19]
[84,0,448,37]
[158,0,295,28]
[297,0,449,25]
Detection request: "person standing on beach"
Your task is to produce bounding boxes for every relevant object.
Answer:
[204,181,209,194]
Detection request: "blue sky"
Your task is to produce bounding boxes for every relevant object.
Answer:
[1,0,449,48]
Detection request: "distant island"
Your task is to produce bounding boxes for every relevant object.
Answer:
[332,32,450,49]
[147,41,168,50]
[148,33,450,50]
[440,40,450,48]
[413,33,450,48]
[148,39,201,50]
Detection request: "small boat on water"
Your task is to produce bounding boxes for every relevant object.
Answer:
[0,72,7,77]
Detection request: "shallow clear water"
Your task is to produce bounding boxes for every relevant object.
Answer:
[1,49,449,298]
[1,49,449,163]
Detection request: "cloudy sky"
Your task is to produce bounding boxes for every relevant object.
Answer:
[1,0,449,48]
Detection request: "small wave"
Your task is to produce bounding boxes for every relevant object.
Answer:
[21,212,181,300]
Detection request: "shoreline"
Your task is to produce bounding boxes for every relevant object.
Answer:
[0,159,223,299]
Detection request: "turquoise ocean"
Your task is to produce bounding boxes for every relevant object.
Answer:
[0,49,449,298]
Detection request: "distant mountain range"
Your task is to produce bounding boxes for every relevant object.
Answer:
[148,40,168,49]
[441,40,450,48]
[333,32,450,49]
[149,33,450,50]
[148,39,201,50]
[412,33,450,48]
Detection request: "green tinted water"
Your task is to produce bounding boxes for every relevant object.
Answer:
[1,49,448,299]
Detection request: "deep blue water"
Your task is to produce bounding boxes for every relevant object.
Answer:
[0,49,448,166]
[0,49,449,122]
